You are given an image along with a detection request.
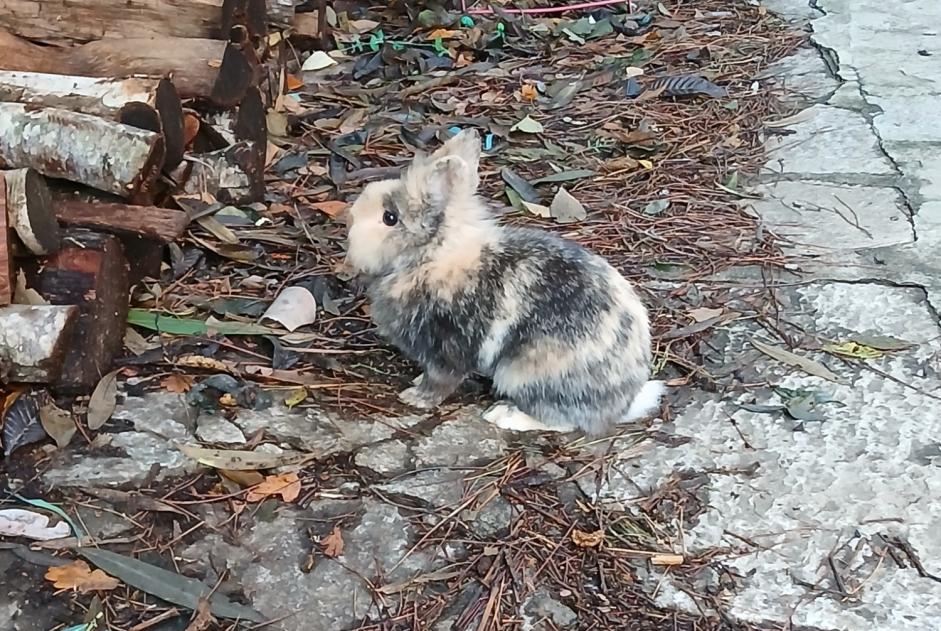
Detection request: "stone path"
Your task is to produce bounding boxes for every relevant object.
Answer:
[6,1,941,630]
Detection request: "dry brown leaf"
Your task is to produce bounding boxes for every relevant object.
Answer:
[285,74,304,91]
[183,113,200,147]
[520,84,538,101]
[220,469,265,487]
[571,528,604,548]
[246,472,301,503]
[45,560,119,592]
[161,374,193,394]
[427,28,459,39]
[86,370,119,430]
[185,597,214,631]
[322,525,344,558]
[310,200,347,218]
[219,393,238,407]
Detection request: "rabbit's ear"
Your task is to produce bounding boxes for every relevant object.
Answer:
[432,129,481,189]
[422,155,473,210]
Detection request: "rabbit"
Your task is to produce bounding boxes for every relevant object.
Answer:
[343,129,664,434]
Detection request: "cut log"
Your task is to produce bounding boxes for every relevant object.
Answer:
[0,31,256,107]
[0,72,185,171]
[53,197,188,244]
[0,103,164,201]
[0,0,268,43]
[182,141,263,204]
[0,173,11,305]
[0,305,78,382]
[1,168,59,255]
[72,39,257,107]
[22,230,129,391]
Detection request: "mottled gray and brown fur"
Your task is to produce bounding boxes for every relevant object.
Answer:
[344,129,663,434]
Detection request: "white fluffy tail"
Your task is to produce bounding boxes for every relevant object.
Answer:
[624,380,665,421]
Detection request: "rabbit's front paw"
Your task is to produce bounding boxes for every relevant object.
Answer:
[398,386,439,409]
[483,403,573,433]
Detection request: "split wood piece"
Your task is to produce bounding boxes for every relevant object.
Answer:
[0,72,185,171]
[54,197,188,244]
[182,141,263,204]
[0,103,164,201]
[0,305,78,382]
[0,0,268,44]
[1,168,59,255]
[73,39,257,108]
[0,173,10,305]
[22,230,130,391]
[235,87,267,187]
[0,31,256,108]
[266,0,295,29]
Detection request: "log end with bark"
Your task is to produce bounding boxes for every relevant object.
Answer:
[2,167,59,255]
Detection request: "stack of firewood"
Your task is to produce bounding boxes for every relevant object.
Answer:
[0,0,309,394]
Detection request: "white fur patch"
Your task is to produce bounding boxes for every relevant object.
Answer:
[482,403,574,433]
[623,380,665,421]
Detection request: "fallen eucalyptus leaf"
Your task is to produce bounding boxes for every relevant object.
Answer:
[261,287,318,332]
[750,339,844,383]
[521,200,551,218]
[86,370,119,430]
[501,168,540,203]
[79,548,264,621]
[823,341,883,360]
[549,187,587,224]
[177,444,314,470]
[510,115,544,134]
[301,50,338,72]
[848,333,916,352]
[688,307,723,322]
[643,199,670,216]
[45,560,119,592]
[39,401,76,449]
[531,169,595,185]
[2,392,45,457]
[128,310,276,337]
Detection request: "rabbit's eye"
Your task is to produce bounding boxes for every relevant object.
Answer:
[382,210,399,226]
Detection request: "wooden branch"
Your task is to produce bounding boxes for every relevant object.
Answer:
[0,103,164,201]
[0,72,185,171]
[0,0,269,43]
[0,305,78,382]
[182,141,263,204]
[22,229,129,391]
[53,197,188,243]
[0,30,256,107]
[1,168,59,255]
[0,172,11,305]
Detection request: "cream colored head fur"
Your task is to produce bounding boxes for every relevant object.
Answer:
[345,129,495,277]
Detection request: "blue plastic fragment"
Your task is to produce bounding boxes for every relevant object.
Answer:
[448,126,462,136]
[484,133,494,151]
[460,15,474,28]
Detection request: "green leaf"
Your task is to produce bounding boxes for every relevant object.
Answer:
[14,494,84,538]
[127,310,275,336]
[849,333,916,351]
[531,169,596,185]
[79,548,265,622]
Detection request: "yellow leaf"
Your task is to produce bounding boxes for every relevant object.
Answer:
[571,528,604,548]
[427,28,459,39]
[284,387,308,409]
[823,341,883,360]
[219,393,238,407]
[322,525,344,557]
[45,561,119,592]
[175,355,232,372]
[638,159,654,170]
[246,472,301,503]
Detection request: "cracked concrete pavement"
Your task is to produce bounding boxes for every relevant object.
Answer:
[4,0,941,629]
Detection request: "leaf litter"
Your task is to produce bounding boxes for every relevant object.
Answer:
[8,2,813,629]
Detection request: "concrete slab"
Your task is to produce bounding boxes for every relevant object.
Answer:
[764,105,895,175]
[750,181,913,253]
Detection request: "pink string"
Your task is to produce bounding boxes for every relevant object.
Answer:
[461,0,634,15]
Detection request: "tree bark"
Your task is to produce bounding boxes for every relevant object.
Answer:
[22,229,130,392]
[0,304,78,382]
[0,72,185,170]
[0,172,11,305]
[0,0,269,43]
[54,197,188,243]
[1,168,59,256]
[182,141,263,204]
[0,30,257,107]
[0,103,165,201]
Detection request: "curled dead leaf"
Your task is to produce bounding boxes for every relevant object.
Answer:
[571,528,604,548]
[45,560,120,592]
[322,525,344,558]
[245,472,301,503]
[161,374,194,394]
